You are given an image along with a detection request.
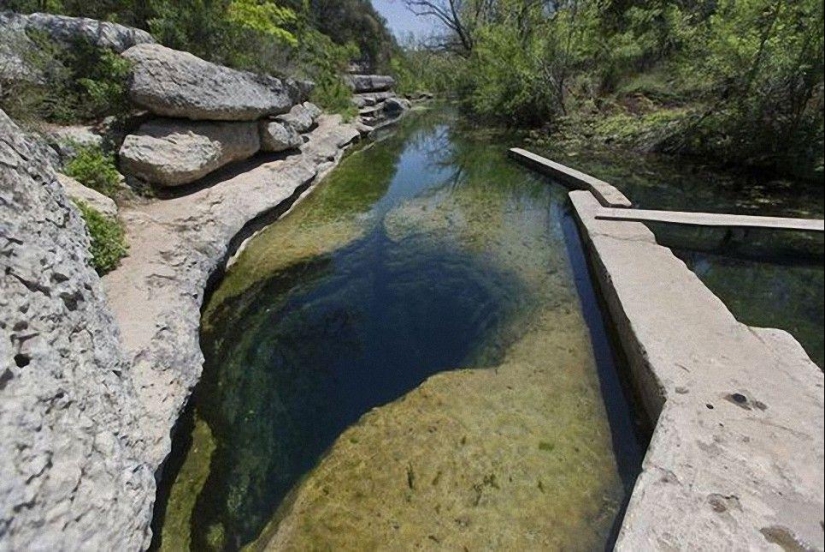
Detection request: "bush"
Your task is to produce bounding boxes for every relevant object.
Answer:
[74,201,128,274]
[64,145,122,197]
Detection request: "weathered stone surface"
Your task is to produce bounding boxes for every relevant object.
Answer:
[0,109,154,550]
[1,11,153,89]
[41,124,107,164]
[57,173,118,218]
[303,102,322,121]
[0,12,42,84]
[259,120,302,152]
[119,120,260,186]
[123,44,294,121]
[570,190,825,551]
[276,104,315,133]
[24,12,155,52]
[285,78,315,105]
[101,115,361,476]
[344,74,396,93]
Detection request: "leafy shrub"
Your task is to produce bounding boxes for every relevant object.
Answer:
[300,30,359,117]
[74,200,128,274]
[7,31,134,124]
[65,145,122,197]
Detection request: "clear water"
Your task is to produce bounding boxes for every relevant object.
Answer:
[535,146,825,368]
[153,109,643,551]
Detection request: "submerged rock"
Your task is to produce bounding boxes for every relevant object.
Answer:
[123,44,295,121]
[119,120,260,186]
[0,108,153,550]
[384,97,412,115]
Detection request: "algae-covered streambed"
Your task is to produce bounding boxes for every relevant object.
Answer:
[153,109,643,551]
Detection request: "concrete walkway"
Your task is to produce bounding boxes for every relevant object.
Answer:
[510,149,824,549]
[572,191,824,550]
[508,148,633,208]
[597,207,825,233]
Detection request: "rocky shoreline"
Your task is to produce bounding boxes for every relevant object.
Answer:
[1,11,413,548]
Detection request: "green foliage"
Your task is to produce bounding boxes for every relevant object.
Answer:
[65,145,122,197]
[298,30,358,116]
[404,0,823,177]
[0,31,133,123]
[72,44,134,120]
[74,200,128,274]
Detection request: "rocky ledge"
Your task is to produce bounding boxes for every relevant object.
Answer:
[571,190,824,551]
[102,114,361,481]
[1,110,154,550]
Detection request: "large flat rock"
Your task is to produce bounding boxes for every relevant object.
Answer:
[24,11,155,52]
[0,109,153,550]
[344,74,396,93]
[122,44,296,121]
[570,190,824,551]
[119,120,260,186]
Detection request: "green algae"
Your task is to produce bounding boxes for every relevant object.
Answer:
[161,109,638,551]
[157,417,217,552]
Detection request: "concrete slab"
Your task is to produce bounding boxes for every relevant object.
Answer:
[597,207,825,233]
[508,148,633,208]
[570,190,824,551]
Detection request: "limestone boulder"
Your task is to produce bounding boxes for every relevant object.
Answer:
[57,173,118,218]
[345,74,396,93]
[285,78,315,105]
[24,12,155,52]
[0,12,41,84]
[119,120,260,186]
[259,120,303,152]
[276,104,315,134]
[0,108,154,550]
[303,102,323,121]
[123,44,295,121]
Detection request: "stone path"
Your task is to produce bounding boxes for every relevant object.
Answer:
[597,207,824,233]
[572,191,824,551]
[508,147,633,208]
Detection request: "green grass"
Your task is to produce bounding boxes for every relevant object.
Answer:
[74,200,128,274]
[64,145,121,198]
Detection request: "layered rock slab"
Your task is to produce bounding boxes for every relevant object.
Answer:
[122,44,297,121]
[119,120,260,186]
[57,173,118,218]
[23,11,156,52]
[0,109,154,550]
[345,74,396,93]
[570,190,825,551]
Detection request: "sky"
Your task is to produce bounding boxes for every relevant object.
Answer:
[370,0,439,41]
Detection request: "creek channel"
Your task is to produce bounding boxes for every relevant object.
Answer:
[152,108,649,551]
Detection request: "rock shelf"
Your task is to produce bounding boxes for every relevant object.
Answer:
[571,190,824,550]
